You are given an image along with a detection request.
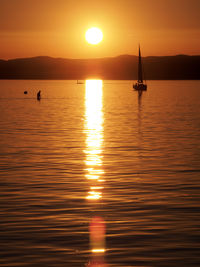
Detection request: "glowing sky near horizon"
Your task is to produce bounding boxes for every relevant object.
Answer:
[0,0,200,59]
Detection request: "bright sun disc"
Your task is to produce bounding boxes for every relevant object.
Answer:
[85,27,103,45]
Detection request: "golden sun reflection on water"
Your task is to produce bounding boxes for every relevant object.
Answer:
[84,80,104,200]
[84,80,106,259]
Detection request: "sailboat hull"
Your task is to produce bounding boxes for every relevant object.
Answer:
[133,83,147,91]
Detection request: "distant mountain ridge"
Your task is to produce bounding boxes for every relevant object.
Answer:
[0,55,199,80]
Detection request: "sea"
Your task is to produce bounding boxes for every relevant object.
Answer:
[0,80,200,267]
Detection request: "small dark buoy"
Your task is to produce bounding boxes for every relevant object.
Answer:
[24,91,28,94]
[37,90,41,100]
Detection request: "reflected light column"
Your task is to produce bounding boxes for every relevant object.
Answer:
[84,80,106,260]
[84,80,104,201]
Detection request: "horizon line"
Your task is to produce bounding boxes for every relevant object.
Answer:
[1,53,200,61]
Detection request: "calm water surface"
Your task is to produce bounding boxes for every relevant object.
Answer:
[0,80,200,266]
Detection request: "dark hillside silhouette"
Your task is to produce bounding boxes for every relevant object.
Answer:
[0,55,199,80]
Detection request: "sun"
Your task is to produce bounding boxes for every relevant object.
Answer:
[85,27,103,45]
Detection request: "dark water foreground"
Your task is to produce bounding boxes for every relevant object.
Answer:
[0,80,200,266]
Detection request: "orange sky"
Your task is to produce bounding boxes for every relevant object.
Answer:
[1,0,200,59]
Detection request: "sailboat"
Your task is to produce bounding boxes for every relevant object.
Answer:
[133,45,147,91]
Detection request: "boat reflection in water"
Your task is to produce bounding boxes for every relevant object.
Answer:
[84,80,107,266]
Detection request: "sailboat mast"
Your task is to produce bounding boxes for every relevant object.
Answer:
[138,45,143,83]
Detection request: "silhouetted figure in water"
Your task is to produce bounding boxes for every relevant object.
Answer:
[37,90,41,100]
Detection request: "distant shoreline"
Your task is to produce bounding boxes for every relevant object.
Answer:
[1,78,200,81]
[0,55,200,80]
